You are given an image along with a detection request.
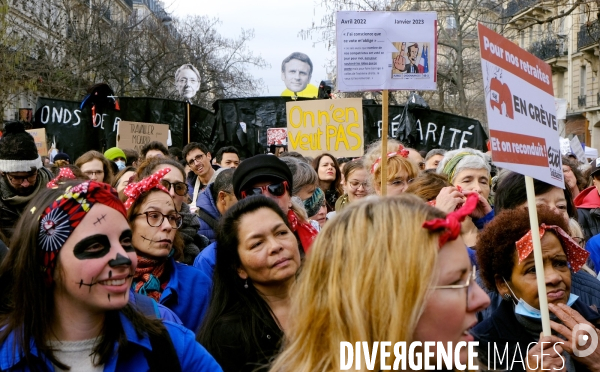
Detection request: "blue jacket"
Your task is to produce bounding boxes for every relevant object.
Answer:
[0,313,222,371]
[196,184,221,242]
[160,258,212,332]
[193,242,217,280]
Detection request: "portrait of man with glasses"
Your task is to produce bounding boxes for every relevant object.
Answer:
[0,122,54,240]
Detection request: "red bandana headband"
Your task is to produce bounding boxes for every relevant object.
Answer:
[422,193,479,247]
[123,168,170,210]
[37,181,126,286]
[47,167,76,188]
[516,223,589,273]
[370,145,410,174]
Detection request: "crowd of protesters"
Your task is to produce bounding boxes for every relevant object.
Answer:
[3,119,600,370]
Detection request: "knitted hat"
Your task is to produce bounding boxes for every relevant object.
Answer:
[53,152,70,162]
[0,122,42,172]
[104,147,127,161]
[233,155,293,200]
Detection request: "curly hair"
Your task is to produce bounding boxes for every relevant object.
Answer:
[476,206,570,292]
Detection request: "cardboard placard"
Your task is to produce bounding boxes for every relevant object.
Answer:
[117,121,169,152]
[286,98,364,157]
[478,23,563,188]
[25,128,48,156]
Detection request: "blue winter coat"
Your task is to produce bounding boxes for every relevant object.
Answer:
[160,257,212,332]
[0,313,222,371]
[193,242,217,280]
[195,184,221,242]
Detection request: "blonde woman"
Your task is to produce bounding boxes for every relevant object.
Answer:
[269,194,491,371]
[363,139,419,196]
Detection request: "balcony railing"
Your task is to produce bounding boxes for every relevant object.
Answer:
[527,37,567,60]
[578,95,587,108]
[503,0,539,19]
[578,20,600,50]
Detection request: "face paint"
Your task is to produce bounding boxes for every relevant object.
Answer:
[73,235,111,260]
[55,204,137,313]
[119,230,134,253]
[93,214,107,226]
[108,253,132,267]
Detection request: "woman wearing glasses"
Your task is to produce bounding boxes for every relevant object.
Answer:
[269,194,491,371]
[75,150,114,185]
[473,206,600,371]
[197,195,301,372]
[136,157,207,264]
[334,159,369,212]
[363,139,419,197]
[124,168,212,332]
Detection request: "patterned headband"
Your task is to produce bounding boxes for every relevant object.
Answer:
[516,223,589,273]
[370,145,409,174]
[123,168,170,210]
[422,193,478,247]
[37,181,126,286]
[47,167,76,188]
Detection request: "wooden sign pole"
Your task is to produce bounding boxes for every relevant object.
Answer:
[381,90,389,196]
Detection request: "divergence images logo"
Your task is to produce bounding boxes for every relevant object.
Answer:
[489,77,514,119]
[573,324,599,357]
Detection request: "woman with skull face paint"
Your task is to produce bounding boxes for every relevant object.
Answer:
[125,168,213,333]
[0,180,221,371]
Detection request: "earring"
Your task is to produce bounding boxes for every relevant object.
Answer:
[244,279,248,289]
[503,293,511,301]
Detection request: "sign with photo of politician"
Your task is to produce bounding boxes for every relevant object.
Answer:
[280,52,318,98]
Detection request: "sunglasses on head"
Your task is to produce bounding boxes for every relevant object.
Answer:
[241,181,288,199]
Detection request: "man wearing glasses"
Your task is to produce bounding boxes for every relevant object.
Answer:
[182,142,215,208]
[0,122,53,240]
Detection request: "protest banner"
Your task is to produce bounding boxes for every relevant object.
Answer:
[117,121,169,152]
[210,97,487,155]
[570,136,586,163]
[286,98,364,158]
[336,11,437,92]
[478,22,561,336]
[25,128,48,156]
[33,97,215,159]
[267,128,287,146]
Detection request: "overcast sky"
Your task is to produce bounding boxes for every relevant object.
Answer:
[170,0,332,96]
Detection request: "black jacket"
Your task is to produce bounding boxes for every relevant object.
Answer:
[207,313,282,372]
[473,299,600,372]
[0,167,53,241]
[578,208,600,241]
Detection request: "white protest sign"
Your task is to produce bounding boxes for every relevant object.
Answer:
[570,137,586,163]
[336,11,437,92]
[478,23,563,188]
[559,137,571,155]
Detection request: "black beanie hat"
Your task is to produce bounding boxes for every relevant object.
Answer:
[0,122,42,172]
[233,155,293,200]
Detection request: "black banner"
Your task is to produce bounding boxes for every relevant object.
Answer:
[33,97,215,160]
[211,96,315,159]
[33,96,487,160]
[363,104,488,152]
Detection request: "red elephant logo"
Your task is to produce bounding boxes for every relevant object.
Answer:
[489,78,514,119]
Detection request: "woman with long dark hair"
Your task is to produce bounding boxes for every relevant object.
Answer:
[0,180,220,371]
[197,195,301,372]
[312,153,342,212]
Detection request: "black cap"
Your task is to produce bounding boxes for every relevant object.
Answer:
[591,158,600,177]
[233,155,293,199]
